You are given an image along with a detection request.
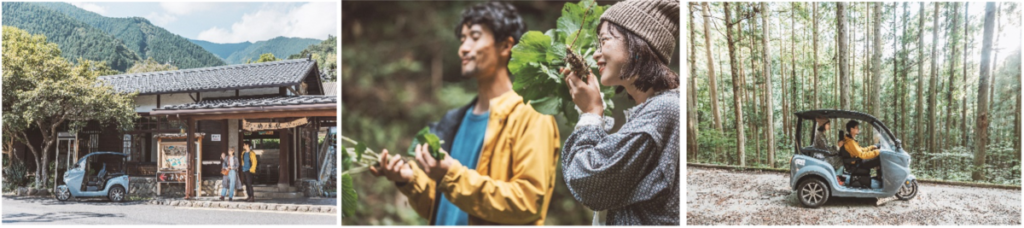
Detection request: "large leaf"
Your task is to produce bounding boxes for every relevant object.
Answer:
[341,173,357,218]
[510,0,612,126]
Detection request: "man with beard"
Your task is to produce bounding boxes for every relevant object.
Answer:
[369,2,561,225]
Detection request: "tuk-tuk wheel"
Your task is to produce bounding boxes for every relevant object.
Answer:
[56,187,70,201]
[895,180,918,200]
[108,186,126,202]
[798,178,830,208]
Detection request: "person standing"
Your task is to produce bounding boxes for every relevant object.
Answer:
[220,147,240,201]
[560,0,680,224]
[368,2,561,225]
[241,142,258,202]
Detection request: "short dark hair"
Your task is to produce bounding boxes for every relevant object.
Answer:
[454,2,526,46]
[243,142,251,147]
[846,120,860,133]
[601,21,679,94]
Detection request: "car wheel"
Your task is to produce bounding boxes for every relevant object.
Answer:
[56,187,71,201]
[798,178,830,208]
[895,180,918,200]
[108,186,126,202]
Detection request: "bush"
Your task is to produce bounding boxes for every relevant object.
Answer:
[2,158,29,192]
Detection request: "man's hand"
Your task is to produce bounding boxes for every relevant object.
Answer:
[368,149,414,184]
[414,143,454,181]
[561,67,603,116]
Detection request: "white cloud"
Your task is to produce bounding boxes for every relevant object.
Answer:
[69,2,107,15]
[196,2,338,43]
[145,12,177,26]
[159,2,218,15]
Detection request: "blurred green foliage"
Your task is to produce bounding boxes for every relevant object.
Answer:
[342,0,678,225]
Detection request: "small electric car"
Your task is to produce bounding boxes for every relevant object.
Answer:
[55,152,130,202]
[789,110,918,208]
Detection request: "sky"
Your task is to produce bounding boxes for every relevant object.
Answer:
[67,2,338,44]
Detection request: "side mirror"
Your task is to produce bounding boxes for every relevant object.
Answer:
[895,139,903,149]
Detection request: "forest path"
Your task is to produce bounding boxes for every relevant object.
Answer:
[686,166,1021,225]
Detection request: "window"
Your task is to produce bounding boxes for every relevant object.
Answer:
[89,133,99,153]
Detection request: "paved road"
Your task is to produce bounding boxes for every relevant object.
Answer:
[687,167,1021,225]
[2,196,337,224]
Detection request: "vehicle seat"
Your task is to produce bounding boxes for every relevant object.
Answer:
[838,131,872,187]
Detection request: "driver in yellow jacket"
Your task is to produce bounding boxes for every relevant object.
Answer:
[841,120,882,180]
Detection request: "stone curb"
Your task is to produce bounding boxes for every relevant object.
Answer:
[147,199,336,214]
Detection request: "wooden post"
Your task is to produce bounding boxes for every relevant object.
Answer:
[185,117,195,199]
[278,127,291,190]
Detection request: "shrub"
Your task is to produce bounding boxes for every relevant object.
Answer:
[4,158,28,187]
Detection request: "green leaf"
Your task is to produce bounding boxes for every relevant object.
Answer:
[340,143,351,171]
[411,126,444,159]
[530,96,562,116]
[341,173,357,218]
[408,126,430,156]
[354,141,367,162]
[423,133,443,159]
[509,31,551,77]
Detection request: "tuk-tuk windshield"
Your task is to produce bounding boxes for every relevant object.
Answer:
[872,122,895,151]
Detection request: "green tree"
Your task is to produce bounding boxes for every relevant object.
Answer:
[2,26,138,188]
[249,53,280,63]
[127,57,179,73]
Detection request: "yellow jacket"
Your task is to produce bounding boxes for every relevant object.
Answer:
[841,135,879,160]
[397,91,561,225]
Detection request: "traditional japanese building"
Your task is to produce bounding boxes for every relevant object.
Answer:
[10,57,337,199]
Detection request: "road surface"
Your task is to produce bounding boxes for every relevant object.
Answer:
[686,166,1021,225]
[2,196,337,224]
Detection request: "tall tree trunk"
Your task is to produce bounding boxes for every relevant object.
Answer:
[901,2,909,141]
[1015,56,1024,161]
[989,3,1001,117]
[725,2,746,166]
[788,2,796,139]
[871,2,882,133]
[973,2,996,181]
[962,2,970,148]
[748,11,759,166]
[928,3,940,158]
[700,0,724,158]
[761,2,774,167]
[916,2,925,151]
[1011,52,1019,162]
[837,2,849,110]
[687,3,699,159]
[811,3,819,109]
[945,3,960,150]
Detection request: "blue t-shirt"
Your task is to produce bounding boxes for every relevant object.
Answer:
[434,106,488,225]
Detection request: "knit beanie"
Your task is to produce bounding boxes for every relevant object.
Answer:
[599,0,679,64]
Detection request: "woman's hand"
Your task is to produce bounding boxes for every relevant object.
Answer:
[561,67,603,116]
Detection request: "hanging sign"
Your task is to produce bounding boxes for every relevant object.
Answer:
[243,118,308,131]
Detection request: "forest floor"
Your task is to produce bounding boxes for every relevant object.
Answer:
[686,166,1021,225]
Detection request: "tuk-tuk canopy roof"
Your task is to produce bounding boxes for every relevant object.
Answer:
[77,152,127,163]
[794,109,880,123]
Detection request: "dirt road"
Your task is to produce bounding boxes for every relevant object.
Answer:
[686,166,1021,225]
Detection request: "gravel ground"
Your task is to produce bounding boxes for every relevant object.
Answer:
[686,166,1021,225]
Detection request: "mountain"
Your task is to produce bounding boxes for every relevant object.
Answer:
[187,37,321,64]
[187,39,251,61]
[2,2,141,71]
[30,2,226,69]
[288,35,337,81]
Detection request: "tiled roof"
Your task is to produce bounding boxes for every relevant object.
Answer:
[157,95,336,110]
[98,59,317,94]
[322,81,337,96]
